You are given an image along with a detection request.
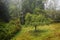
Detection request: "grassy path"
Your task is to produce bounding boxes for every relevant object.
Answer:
[11,23,60,40]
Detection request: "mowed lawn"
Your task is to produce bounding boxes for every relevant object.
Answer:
[11,23,60,40]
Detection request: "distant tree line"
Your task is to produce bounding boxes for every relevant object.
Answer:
[20,0,44,25]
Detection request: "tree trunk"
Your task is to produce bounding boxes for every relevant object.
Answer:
[35,25,37,32]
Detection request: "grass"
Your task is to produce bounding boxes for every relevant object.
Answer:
[11,23,60,40]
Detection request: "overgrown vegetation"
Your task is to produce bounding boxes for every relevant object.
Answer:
[0,19,21,40]
[11,23,60,40]
[0,0,60,40]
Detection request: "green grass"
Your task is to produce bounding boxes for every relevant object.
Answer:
[11,23,60,40]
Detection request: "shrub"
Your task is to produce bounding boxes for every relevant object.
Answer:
[0,19,21,40]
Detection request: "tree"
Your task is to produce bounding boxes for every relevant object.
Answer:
[0,0,10,22]
[20,0,44,25]
[25,13,52,31]
[22,0,44,14]
[45,10,60,22]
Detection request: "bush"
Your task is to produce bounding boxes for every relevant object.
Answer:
[0,19,21,40]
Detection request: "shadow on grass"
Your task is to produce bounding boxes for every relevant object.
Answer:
[29,30,48,37]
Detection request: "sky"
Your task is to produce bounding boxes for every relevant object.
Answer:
[56,0,60,10]
[44,0,60,10]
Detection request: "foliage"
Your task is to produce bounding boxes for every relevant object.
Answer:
[33,8,45,15]
[0,1,10,22]
[9,4,20,18]
[0,19,21,40]
[22,0,44,14]
[45,10,60,22]
[25,13,52,27]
